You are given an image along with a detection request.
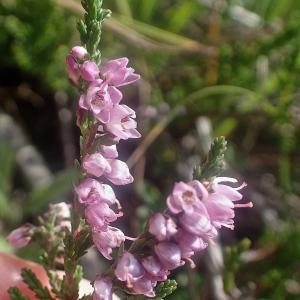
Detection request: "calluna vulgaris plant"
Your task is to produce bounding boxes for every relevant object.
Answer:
[7,1,253,299]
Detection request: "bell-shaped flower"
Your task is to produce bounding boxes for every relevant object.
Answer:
[100,145,118,159]
[79,80,119,123]
[93,227,125,260]
[83,152,112,177]
[86,202,123,231]
[179,203,217,239]
[93,276,113,300]
[75,178,120,206]
[7,225,33,249]
[81,61,100,82]
[167,180,207,215]
[149,213,177,241]
[104,105,141,140]
[130,275,156,298]
[141,255,168,281]
[104,159,133,185]
[154,242,184,270]
[100,57,140,87]
[115,252,144,286]
[66,55,80,85]
[175,229,207,260]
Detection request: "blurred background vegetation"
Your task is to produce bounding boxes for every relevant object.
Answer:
[1,0,300,299]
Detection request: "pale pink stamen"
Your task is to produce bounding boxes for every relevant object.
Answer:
[234,202,253,208]
[234,182,247,191]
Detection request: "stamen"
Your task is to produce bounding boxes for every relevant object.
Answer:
[234,202,253,208]
[235,182,247,191]
[124,235,137,241]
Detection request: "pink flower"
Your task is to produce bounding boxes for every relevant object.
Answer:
[115,252,144,285]
[167,181,208,215]
[86,202,123,231]
[141,256,168,280]
[66,55,80,84]
[154,242,184,270]
[93,227,125,260]
[175,230,207,260]
[100,57,140,87]
[93,276,113,300]
[104,159,133,185]
[75,178,120,206]
[83,153,112,177]
[79,80,120,123]
[149,213,177,241]
[103,105,141,140]
[179,203,217,239]
[81,61,100,81]
[7,225,33,248]
[203,177,251,229]
[100,145,118,159]
[130,275,156,298]
[71,46,88,60]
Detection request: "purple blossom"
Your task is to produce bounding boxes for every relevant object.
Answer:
[175,229,207,260]
[104,159,134,185]
[179,203,217,239]
[103,105,141,140]
[154,242,184,270]
[71,46,88,60]
[86,202,123,231]
[7,225,33,249]
[141,255,168,281]
[149,213,177,241]
[100,145,118,159]
[130,275,156,298]
[83,152,112,177]
[93,276,113,300]
[81,61,100,81]
[100,57,140,87]
[115,252,144,286]
[66,55,80,85]
[75,178,120,207]
[203,177,251,229]
[167,181,207,215]
[93,227,125,260]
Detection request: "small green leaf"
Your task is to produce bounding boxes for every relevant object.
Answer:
[193,136,227,181]
[153,279,177,299]
[8,287,30,300]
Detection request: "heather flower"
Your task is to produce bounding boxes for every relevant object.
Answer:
[93,276,113,300]
[203,177,251,229]
[81,61,100,81]
[100,57,140,87]
[104,159,134,185]
[179,203,217,239]
[167,181,208,215]
[75,178,120,207]
[154,242,184,270]
[115,252,144,285]
[7,225,33,249]
[141,255,168,280]
[149,213,177,241]
[103,105,141,140]
[86,202,123,231]
[71,46,88,60]
[66,55,80,84]
[100,145,118,159]
[79,80,117,123]
[130,275,156,298]
[83,153,112,177]
[175,229,207,260]
[93,227,125,260]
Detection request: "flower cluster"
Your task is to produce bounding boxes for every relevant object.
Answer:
[68,46,141,260]
[111,177,252,297]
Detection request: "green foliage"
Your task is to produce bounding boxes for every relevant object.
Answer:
[153,280,178,300]
[78,0,111,63]
[21,268,54,300]
[193,136,227,181]
[8,287,30,300]
[0,0,75,91]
